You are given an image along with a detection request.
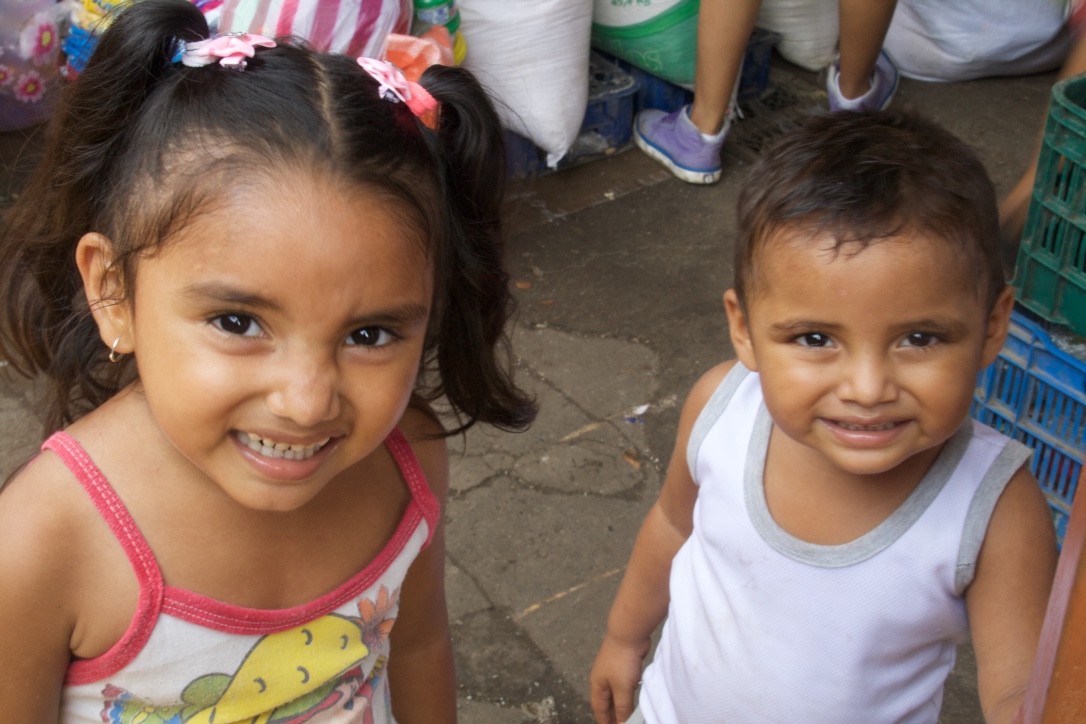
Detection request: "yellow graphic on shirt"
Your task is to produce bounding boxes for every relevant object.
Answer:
[185,614,368,723]
[101,586,400,724]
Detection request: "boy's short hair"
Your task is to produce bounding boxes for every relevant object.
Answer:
[735,110,1005,310]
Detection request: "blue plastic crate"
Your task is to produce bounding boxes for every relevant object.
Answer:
[506,52,638,178]
[739,27,782,102]
[619,62,693,115]
[972,308,1086,545]
[504,130,549,179]
[579,52,639,150]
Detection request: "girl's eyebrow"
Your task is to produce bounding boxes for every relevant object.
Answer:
[182,282,431,325]
[346,303,431,327]
[182,282,281,312]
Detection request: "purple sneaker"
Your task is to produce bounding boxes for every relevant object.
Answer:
[634,105,725,185]
[826,50,899,112]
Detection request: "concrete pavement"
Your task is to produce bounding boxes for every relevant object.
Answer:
[0,58,1059,722]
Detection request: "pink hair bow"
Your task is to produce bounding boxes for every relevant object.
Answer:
[357,57,439,129]
[180,33,276,70]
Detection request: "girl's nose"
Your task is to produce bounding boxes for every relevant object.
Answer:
[838,352,899,407]
[265,352,341,426]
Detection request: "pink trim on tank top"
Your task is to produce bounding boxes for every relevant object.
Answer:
[42,433,165,686]
[46,426,437,684]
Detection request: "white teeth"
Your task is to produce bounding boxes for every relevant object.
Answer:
[236,431,331,461]
[837,421,897,431]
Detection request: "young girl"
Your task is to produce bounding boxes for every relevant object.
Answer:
[0,0,534,720]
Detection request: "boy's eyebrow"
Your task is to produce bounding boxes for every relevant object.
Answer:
[892,317,971,336]
[181,282,430,325]
[769,320,842,332]
[769,317,972,335]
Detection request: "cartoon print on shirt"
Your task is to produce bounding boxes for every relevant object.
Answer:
[99,587,399,723]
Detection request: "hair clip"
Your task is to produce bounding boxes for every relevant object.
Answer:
[175,33,276,70]
[357,57,439,129]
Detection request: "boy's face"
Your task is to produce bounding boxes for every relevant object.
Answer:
[725,228,1012,479]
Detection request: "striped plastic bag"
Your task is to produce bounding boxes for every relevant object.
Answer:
[218,0,411,57]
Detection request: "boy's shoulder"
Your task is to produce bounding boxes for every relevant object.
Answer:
[685,360,743,414]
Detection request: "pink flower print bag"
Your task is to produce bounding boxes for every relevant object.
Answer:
[0,0,64,131]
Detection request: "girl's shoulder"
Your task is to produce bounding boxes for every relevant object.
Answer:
[0,444,112,644]
[0,447,95,568]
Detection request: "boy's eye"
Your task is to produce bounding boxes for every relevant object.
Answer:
[903,332,937,348]
[212,314,262,337]
[346,327,394,347]
[796,332,832,348]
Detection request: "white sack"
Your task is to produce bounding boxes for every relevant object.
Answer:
[758,0,839,71]
[884,0,1070,82]
[459,0,593,167]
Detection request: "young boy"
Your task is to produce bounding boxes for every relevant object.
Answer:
[590,111,1058,724]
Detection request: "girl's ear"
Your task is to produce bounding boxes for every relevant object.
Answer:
[75,233,133,354]
[981,284,1015,368]
[724,289,758,371]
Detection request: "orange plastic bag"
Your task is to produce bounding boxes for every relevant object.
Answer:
[383,27,454,81]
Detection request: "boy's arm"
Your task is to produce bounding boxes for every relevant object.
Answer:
[966,465,1058,724]
[388,408,456,723]
[589,361,736,724]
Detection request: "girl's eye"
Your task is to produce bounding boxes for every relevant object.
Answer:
[796,332,832,348]
[212,314,262,337]
[346,327,394,347]
[904,332,937,348]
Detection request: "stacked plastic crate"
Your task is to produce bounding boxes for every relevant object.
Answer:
[972,74,1086,546]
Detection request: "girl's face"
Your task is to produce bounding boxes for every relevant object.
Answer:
[99,172,433,512]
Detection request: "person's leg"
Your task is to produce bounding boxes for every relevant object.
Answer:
[1000,31,1086,252]
[835,0,898,99]
[634,0,761,184]
[688,0,761,134]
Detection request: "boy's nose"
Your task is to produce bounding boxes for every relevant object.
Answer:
[265,351,341,426]
[838,353,899,407]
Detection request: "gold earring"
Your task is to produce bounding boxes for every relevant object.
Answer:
[108,338,123,363]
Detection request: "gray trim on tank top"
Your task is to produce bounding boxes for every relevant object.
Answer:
[954,439,1033,595]
[685,362,1031,571]
[745,409,974,567]
[686,363,751,480]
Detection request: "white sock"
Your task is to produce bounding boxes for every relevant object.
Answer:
[683,105,729,142]
[830,69,876,110]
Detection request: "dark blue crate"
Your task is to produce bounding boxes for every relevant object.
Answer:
[972,308,1086,545]
[738,27,782,102]
[504,130,549,179]
[579,52,639,150]
[620,62,693,115]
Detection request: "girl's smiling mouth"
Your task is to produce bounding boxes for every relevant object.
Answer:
[236,431,332,461]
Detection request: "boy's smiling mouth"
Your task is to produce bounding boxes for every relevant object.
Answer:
[236,431,331,461]
[832,420,900,432]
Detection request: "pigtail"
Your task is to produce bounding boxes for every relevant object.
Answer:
[0,0,208,433]
[415,64,536,434]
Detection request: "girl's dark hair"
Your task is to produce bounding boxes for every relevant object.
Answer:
[0,0,535,435]
[735,110,1005,312]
